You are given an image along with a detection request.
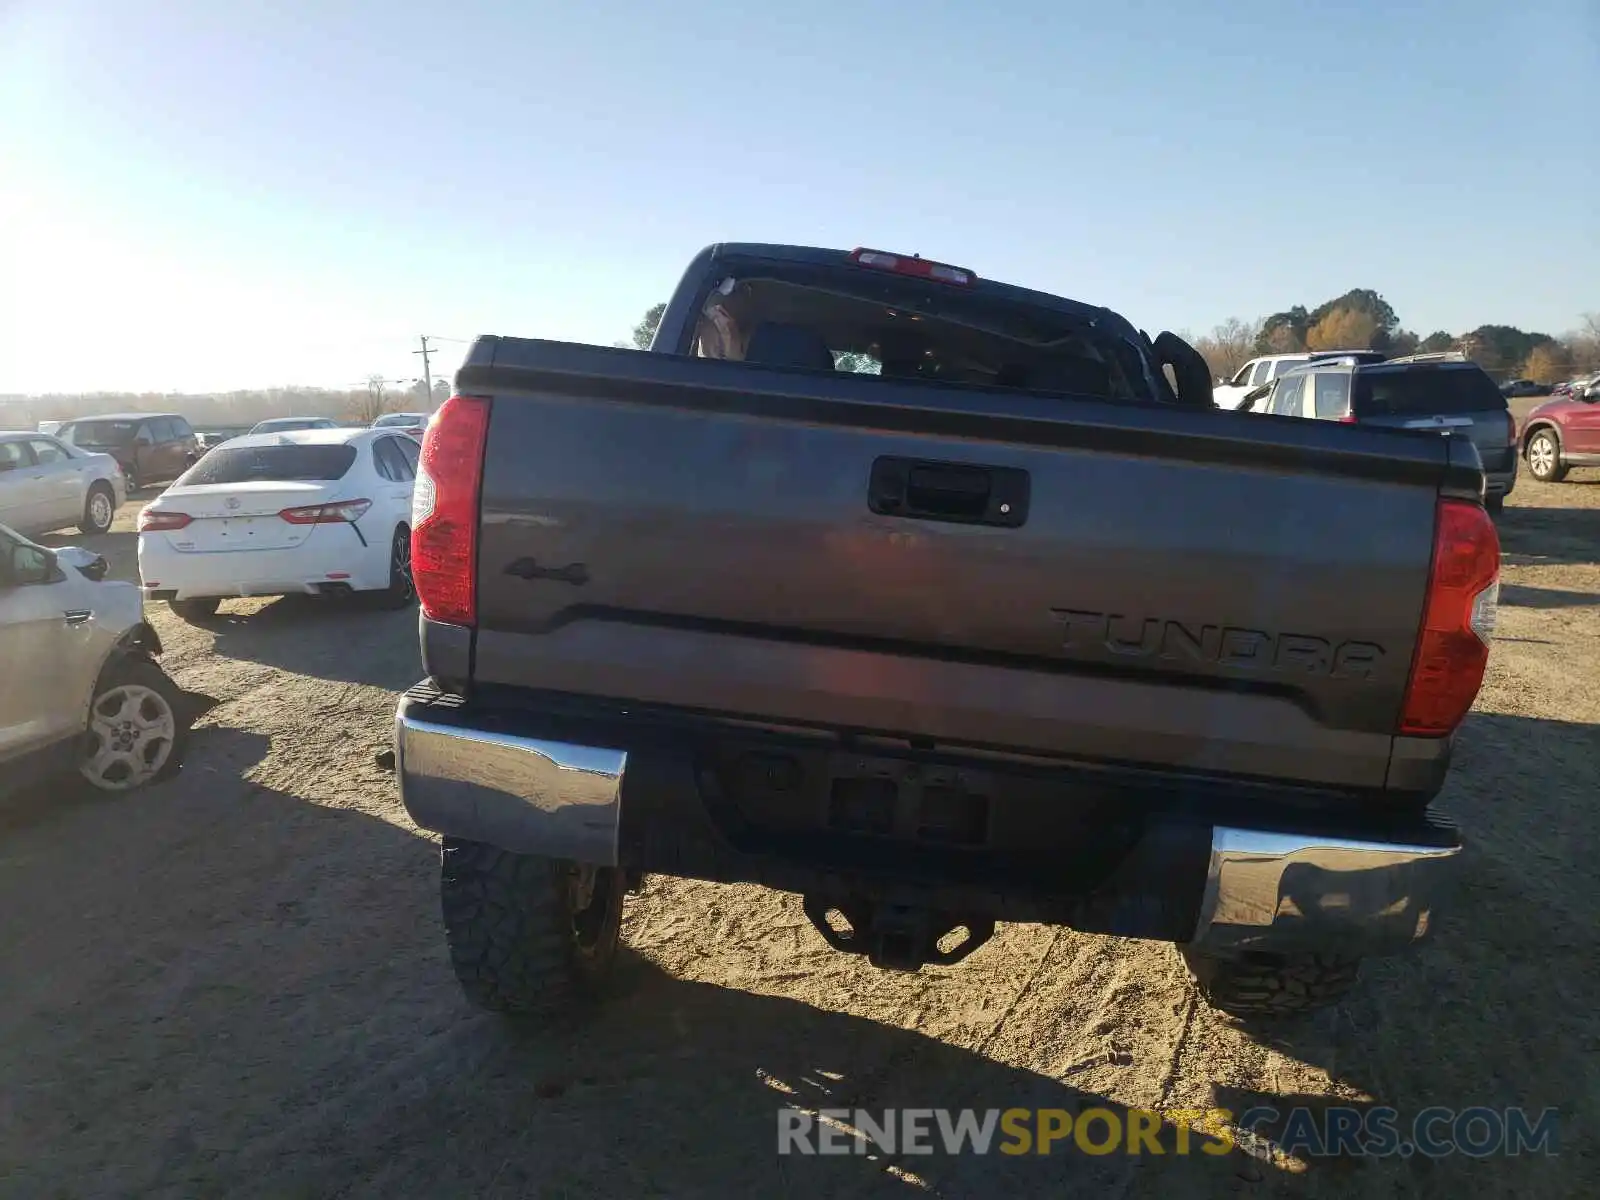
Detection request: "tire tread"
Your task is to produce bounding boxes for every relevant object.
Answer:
[440,839,621,1015]
[1180,948,1360,1018]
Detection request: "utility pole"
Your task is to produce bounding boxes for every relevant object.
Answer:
[414,336,440,412]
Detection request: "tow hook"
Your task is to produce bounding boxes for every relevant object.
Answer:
[802,897,995,971]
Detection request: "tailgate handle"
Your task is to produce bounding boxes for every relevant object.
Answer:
[868,457,1030,528]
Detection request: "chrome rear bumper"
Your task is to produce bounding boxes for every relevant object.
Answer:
[1188,827,1460,958]
[396,692,1460,959]
[395,700,626,865]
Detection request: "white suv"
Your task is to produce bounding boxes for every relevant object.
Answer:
[1213,350,1389,410]
[0,523,188,796]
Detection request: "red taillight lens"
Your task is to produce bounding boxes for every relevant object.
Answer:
[138,509,192,532]
[279,499,372,525]
[412,394,490,627]
[1338,414,1359,424]
[1398,499,1500,736]
[848,247,976,286]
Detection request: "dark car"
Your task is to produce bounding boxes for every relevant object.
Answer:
[1520,377,1600,482]
[1247,352,1519,511]
[1500,378,1549,398]
[56,412,201,492]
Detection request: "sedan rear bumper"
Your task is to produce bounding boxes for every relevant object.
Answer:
[138,536,387,598]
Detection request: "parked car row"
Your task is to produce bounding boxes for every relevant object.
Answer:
[1236,352,1523,510]
[0,420,429,805]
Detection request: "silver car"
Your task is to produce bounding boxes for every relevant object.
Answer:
[0,431,128,536]
[0,523,187,794]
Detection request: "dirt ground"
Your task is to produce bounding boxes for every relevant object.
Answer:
[2,466,1597,1199]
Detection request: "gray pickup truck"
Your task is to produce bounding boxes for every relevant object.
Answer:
[393,243,1500,1020]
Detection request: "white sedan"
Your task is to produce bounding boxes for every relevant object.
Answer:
[137,427,420,621]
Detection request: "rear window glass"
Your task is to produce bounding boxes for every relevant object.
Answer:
[1312,373,1351,418]
[60,419,138,446]
[180,444,356,485]
[688,262,1157,403]
[1354,366,1507,417]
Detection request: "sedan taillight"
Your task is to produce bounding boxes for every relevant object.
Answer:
[138,509,192,532]
[279,499,373,525]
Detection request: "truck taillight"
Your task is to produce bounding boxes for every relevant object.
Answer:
[412,394,490,628]
[1398,498,1500,736]
[848,247,976,286]
[1505,409,1518,444]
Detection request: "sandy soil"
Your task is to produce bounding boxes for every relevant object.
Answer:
[2,470,1596,1199]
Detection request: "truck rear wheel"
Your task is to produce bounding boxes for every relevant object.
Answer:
[439,838,624,1015]
[1178,947,1360,1018]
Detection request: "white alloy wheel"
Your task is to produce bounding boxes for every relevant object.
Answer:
[81,681,178,791]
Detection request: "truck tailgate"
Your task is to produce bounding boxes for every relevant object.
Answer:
[462,339,1458,790]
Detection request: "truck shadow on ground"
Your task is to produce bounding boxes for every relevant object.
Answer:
[1,714,1589,1198]
[1497,582,1599,609]
[198,595,422,690]
[1220,709,1592,1192]
[0,723,1252,1199]
[1497,501,1600,568]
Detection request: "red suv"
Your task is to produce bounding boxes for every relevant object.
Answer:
[1521,378,1600,483]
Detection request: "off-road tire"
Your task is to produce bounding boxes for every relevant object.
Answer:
[1525,429,1569,483]
[80,483,116,535]
[168,597,221,623]
[440,838,625,1015]
[1179,947,1361,1018]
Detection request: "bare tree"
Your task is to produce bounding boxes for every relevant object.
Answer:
[350,374,389,424]
[1190,317,1261,382]
[1572,313,1600,374]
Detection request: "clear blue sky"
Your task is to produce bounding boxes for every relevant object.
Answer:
[2,0,1596,394]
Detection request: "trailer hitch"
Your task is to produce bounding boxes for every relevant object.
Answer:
[802,897,996,972]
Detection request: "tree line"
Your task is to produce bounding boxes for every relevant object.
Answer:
[4,378,450,432]
[1189,292,1600,386]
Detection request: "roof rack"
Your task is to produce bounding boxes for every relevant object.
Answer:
[1384,351,1469,364]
